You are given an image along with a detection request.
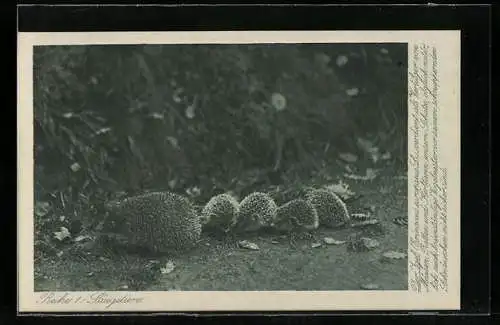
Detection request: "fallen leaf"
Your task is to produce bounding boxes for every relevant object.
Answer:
[54,227,71,241]
[365,168,379,180]
[311,242,322,248]
[160,261,176,274]
[336,55,348,67]
[324,181,356,201]
[351,218,380,228]
[360,237,380,250]
[382,251,407,260]
[145,260,160,268]
[360,283,380,290]
[323,237,346,245]
[96,127,111,135]
[166,136,179,149]
[344,168,379,181]
[186,186,201,197]
[185,105,196,119]
[238,240,259,250]
[74,235,93,243]
[339,152,358,163]
[344,164,354,173]
[149,112,164,120]
[381,151,392,160]
[35,201,51,217]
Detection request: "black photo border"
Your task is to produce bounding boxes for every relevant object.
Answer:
[8,3,492,322]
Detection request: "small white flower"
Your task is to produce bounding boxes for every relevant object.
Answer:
[271,93,287,112]
[54,227,71,241]
[336,55,349,67]
[166,136,179,149]
[70,162,81,172]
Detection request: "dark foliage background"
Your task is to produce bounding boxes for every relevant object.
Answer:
[33,43,407,244]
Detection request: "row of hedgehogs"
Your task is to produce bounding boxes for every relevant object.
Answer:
[103,188,350,255]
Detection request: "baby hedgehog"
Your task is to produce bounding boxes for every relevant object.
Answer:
[233,192,278,233]
[274,198,320,245]
[274,199,319,233]
[305,188,350,228]
[200,193,240,235]
[104,191,202,254]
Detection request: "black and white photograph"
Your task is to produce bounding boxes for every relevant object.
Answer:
[18,30,461,312]
[31,41,408,292]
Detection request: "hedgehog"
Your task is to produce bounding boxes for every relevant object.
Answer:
[274,199,319,233]
[200,193,240,235]
[273,198,320,245]
[305,188,350,228]
[233,192,278,233]
[103,191,202,254]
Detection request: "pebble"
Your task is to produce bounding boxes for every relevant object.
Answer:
[323,237,346,245]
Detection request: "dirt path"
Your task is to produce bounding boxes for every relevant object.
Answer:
[35,174,408,291]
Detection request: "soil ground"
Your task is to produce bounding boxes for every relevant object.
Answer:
[34,171,408,292]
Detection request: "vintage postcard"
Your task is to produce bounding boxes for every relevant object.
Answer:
[18,31,460,312]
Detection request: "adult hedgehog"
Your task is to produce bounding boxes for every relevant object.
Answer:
[104,191,202,254]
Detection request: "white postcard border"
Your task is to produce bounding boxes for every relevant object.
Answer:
[17,30,461,312]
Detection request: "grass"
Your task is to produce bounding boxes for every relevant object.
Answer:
[34,167,408,292]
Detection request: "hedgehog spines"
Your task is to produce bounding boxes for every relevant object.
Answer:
[274,198,319,233]
[234,191,278,233]
[200,193,240,235]
[305,188,350,228]
[104,191,202,254]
